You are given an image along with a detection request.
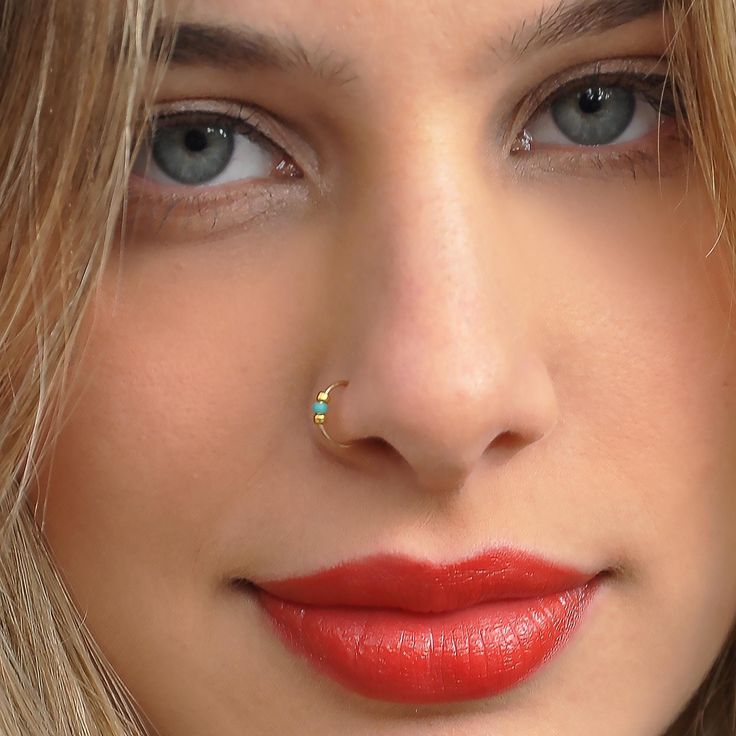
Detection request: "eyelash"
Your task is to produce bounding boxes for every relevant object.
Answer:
[134,60,684,197]
[528,69,676,124]
[508,61,684,176]
[138,104,301,181]
[157,110,267,147]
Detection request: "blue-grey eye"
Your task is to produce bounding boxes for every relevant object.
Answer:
[151,125,235,185]
[523,80,663,149]
[133,116,277,187]
[552,86,635,146]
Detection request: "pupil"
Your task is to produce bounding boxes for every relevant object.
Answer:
[184,128,209,153]
[579,88,605,115]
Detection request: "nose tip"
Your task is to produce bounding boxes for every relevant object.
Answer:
[322,350,558,496]
[309,129,559,497]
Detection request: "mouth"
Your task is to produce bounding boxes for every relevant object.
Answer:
[240,547,609,704]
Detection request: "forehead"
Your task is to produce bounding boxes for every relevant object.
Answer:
[167,0,666,86]
[178,0,530,27]
[177,0,661,26]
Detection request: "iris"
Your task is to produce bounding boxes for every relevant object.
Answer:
[152,124,235,185]
[552,86,636,146]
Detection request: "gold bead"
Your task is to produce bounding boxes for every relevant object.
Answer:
[317,391,330,402]
[314,414,326,425]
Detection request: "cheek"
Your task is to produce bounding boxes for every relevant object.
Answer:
[29,169,736,734]
[540,180,736,702]
[33,234,321,608]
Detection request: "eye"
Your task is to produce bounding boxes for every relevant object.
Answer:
[525,83,661,147]
[132,110,302,187]
[510,62,680,160]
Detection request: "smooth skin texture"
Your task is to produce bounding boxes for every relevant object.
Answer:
[31,0,736,734]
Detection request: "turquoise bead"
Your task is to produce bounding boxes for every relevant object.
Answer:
[312,401,329,414]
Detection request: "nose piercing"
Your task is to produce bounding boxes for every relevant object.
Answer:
[312,380,354,448]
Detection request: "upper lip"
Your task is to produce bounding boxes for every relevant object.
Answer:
[250,547,599,613]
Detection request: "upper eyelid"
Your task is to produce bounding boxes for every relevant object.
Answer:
[530,57,670,103]
[149,109,282,155]
[146,57,668,126]
[144,100,307,166]
[535,71,670,112]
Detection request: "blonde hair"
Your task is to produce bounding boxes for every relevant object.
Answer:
[0,0,734,734]
[0,1,167,733]
[665,2,736,731]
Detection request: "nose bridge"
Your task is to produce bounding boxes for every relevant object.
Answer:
[329,118,557,493]
[353,107,515,354]
[371,152,517,406]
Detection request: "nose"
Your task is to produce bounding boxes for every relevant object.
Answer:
[318,125,559,496]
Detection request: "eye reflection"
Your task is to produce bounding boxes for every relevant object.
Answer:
[552,86,636,145]
[132,113,302,187]
[151,125,238,184]
[519,72,673,152]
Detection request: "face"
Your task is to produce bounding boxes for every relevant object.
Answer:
[31,0,736,734]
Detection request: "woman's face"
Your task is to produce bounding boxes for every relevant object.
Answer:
[32,0,736,734]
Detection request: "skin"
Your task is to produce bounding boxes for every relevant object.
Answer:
[30,0,736,734]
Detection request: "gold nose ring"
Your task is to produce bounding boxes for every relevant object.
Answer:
[312,380,354,448]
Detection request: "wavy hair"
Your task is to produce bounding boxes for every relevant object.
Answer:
[0,1,168,734]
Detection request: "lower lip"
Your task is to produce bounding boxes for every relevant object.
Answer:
[255,578,601,704]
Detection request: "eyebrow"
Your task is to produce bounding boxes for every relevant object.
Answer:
[158,0,666,82]
[504,0,666,59]
[158,22,359,87]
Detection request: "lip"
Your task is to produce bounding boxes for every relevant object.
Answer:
[248,548,604,704]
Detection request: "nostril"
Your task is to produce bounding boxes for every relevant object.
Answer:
[491,430,520,447]
[346,436,394,455]
[497,430,537,458]
[363,437,406,466]
[365,437,392,451]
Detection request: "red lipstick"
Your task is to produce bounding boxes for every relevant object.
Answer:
[251,548,602,704]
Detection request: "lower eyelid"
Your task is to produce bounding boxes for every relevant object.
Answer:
[125,176,312,245]
[509,123,686,181]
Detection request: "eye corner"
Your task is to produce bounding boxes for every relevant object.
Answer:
[507,58,682,171]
